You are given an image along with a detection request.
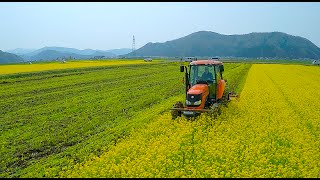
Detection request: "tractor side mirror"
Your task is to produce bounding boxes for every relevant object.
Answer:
[180,65,184,72]
[220,65,224,72]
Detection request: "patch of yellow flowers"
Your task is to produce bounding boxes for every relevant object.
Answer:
[59,64,320,178]
[0,60,146,74]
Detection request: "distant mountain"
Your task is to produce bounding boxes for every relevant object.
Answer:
[105,48,132,56]
[6,48,36,55]
[25,46,116,57]
[29,50,94,61]
[128,31,320,59]
[6,47,133,61]
[90,50,117,57]
[0,50,24,64]
[12,47,119,61]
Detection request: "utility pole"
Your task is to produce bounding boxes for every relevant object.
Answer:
[132,35,136,57]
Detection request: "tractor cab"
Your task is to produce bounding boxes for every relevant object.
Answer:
[186,60,225,107]
[173,60,226,118]
[189,64,216,101]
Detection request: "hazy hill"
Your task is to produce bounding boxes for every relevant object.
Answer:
[0,50,24,64]
[29,50,95,61]
[6,48,36,55]
[105,48,132,56]
[5,47,136,62]
[24,46,116,57]
[128,31,320,59]
[10,47,134,61]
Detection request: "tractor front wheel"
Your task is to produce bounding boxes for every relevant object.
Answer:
[171,101,184,119]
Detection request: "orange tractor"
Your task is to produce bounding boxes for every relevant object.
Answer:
[171,60,234,119]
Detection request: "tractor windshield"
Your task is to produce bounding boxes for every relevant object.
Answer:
[190,65,215,86]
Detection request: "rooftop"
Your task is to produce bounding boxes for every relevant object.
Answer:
[190,60,222,65]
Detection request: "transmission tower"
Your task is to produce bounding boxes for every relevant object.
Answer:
[132,35,136,57]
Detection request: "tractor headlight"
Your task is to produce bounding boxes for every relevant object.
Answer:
[194,100,202,105]
[186,100,191,105]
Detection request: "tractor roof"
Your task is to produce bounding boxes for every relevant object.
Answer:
[190,60,222,65]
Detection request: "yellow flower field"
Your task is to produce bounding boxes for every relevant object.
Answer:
[0,60,147,74]
[59,64,320,178]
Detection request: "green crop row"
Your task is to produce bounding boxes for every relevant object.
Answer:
[0,62,250,177]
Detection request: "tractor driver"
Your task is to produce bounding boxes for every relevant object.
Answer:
[201,67,213,81]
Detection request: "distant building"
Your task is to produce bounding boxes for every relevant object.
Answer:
[94,56,105,59]
[183,57,197,62]
[208,57,220,60]
[312,60,320,65]
[57,57,67,61]
[144,58,152,62]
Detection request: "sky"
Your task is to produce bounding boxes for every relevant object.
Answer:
[1,2,320,51]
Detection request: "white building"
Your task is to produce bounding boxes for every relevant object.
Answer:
[184,57,197,62]
[312,60,320,65]
[144,58,152,62]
